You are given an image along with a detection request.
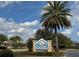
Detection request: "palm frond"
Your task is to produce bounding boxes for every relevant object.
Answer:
[41,1,71,32]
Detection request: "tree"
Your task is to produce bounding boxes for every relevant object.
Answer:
[9,35,22,44]
[35,29,51,40]
[52,33,73,48]
[35,29,73,49]
[0,34,8,45]
[26,38,34,52]
[41,1,71,52]
[9,35,22,48]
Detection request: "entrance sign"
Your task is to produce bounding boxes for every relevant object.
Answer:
[33,38,52,52]
[35,38,48,50]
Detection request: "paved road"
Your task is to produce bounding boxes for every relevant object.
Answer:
[65,49,79,57]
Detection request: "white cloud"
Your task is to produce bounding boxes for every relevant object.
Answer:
[0,17,17,30]
[10,29,16,33]
[77,32,79,36]
[74,1,79,8]
[8,34,17,38]
[20,20,39,27]
[41,4,49,15]
[71,2,79,22]
[0,1,21,8]
[61,29,72,35]
[0,31,4,34]
[17,28,25,33]
[67,16,71,21]
[0,17,40,42]
[33,29,37,33]
[10,27,25,33]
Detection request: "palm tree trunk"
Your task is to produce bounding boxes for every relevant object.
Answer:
[55,34,59,52]
[55,28,59,52]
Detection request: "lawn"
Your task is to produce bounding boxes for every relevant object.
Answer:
[10,49,28,52]
[11,49,64,57]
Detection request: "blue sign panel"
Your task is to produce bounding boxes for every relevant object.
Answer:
[35,38,48,50]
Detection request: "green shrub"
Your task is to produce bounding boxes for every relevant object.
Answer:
[14,51,64,57]
[66,46,79,49]
[26,38,33,52]
[0,46,14,57]
[52,52,64,57]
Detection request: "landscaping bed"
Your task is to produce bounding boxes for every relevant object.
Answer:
[13,51,64,57]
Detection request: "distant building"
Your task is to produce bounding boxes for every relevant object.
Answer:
[3,40,13,48]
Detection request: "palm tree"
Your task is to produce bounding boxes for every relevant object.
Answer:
[41,1,71,52]
[35,29,51,40]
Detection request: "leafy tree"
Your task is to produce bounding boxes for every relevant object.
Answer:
[9,35,22,44]
[26,38,34,52]
[35,29,51,40]
[52,33,73,48]
[9,35,22,48]
[41,1,71,52]
[35,29,73,49]
[0,34,8,45]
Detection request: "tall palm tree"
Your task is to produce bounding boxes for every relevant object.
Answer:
[41,1,71,52]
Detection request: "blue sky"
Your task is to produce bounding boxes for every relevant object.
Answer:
[0,1,79,42]
[0,1,47,22]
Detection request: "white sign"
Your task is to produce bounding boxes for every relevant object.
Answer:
[35,38,48,50]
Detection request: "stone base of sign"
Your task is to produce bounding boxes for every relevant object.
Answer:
[48,40,52,52]
[33,40,36,52]
[33,40,52,52]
